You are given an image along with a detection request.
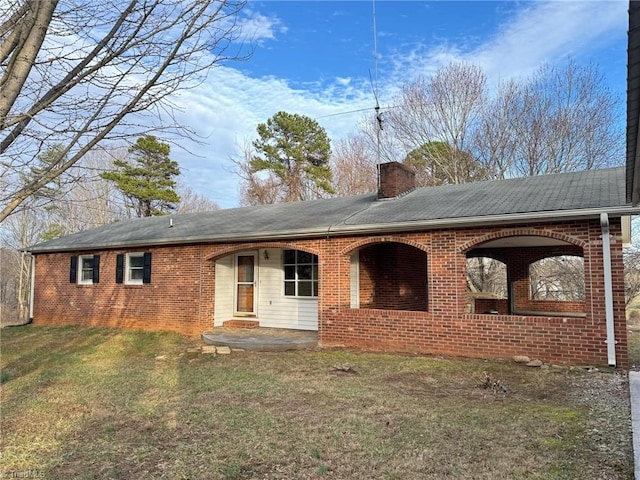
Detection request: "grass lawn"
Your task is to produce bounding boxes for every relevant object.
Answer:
[627,296,640,368]
[0,326,633,479]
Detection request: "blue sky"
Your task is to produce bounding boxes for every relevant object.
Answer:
[166,0,629,208]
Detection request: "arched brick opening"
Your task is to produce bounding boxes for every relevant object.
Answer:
[356,241,428,312]
[341,236,427,256]
[206,242,321,262]
[462,232,586,317]
[466,257,508,314]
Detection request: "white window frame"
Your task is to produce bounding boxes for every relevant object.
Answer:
[78,255,94,285]
[126,252,145,285]
[283,250,318,298]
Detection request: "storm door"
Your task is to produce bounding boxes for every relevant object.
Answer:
[235,253,257,315]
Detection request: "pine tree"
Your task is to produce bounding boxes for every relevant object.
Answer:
[250,111,334,202]
[101,136,180,217]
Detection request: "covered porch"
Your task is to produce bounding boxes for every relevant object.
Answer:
[211,246,319,331]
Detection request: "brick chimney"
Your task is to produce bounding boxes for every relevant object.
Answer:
[378,162,416,199]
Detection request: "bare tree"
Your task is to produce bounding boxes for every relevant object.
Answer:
[530,256,585,301]
[331,134,378,196]
[0,247,23,324]
[472,80,523,179]
[625,247,640,307]
[176,184,220,213]
[385,63,487,184]
[0,207,47,323]
[376,60,620,183]
[625,218,640,307]
[1,0,250,222]
[510,60,621,177]
[466,257,507,298]
[232,141,281,206]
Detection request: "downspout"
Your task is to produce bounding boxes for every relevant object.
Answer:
[29,253,35,323]
[600,213,616,367]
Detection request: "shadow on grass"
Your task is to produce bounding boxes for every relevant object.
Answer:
[0,325,634,479]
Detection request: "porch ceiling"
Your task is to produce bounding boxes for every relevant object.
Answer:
[473,236,571,249]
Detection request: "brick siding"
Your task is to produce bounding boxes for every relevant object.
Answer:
[32,218,628,367]
[358,243,428,311]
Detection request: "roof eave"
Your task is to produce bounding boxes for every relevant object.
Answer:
[328,205,640,236]
[25,205,638,254]
[628,0,640,204]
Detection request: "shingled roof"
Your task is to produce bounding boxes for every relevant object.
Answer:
[28,167,636,253]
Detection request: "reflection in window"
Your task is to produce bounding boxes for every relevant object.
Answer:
[283,250,318,297]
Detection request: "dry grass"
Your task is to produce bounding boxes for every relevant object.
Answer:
[627,296,640,368]
[0,325,633,479]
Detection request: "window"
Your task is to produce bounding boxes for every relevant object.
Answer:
[283,250,318,297]
[70,255,100,284]
[79,255,94,284]
[127,253,144,283]
[116,252,152,284]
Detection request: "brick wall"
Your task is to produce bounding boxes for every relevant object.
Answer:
[503,246,586,314]
[358,243,427,311]
[33,246,213,336]
[319,220,627,367]
[32,219,628,367]
[475,298,509,315]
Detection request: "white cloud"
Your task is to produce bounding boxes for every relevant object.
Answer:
[386,0,627,86]
[167,67,375,208]
[474,0,627,82]
[162,0,628,209]
[238,10,287,43]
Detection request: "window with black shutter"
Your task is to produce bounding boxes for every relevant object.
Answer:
[70,256,78,283]
[92,255,100,284]
[143,252,152,284]
[121,252,151,285]
[116,254,124,284]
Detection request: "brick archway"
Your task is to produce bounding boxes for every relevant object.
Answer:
[459,229,587,254]
[341,236,427,256]
[206,242,321,262]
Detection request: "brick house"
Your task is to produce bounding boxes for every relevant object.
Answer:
[26,162,638,367]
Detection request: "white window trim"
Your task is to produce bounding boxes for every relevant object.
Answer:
[125,252,145,285]
[283,250,318,298]
[78,255,94,285]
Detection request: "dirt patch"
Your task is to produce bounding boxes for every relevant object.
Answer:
[568,371,632,479]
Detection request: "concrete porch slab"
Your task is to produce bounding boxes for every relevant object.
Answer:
[201,327,318,352]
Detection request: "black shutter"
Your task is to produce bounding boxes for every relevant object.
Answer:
[70,256,78,283]
[116,254,124,284]
[143,252,152,284]
[92,255,100,284]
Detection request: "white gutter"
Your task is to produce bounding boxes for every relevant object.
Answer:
[600,213,616,367]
